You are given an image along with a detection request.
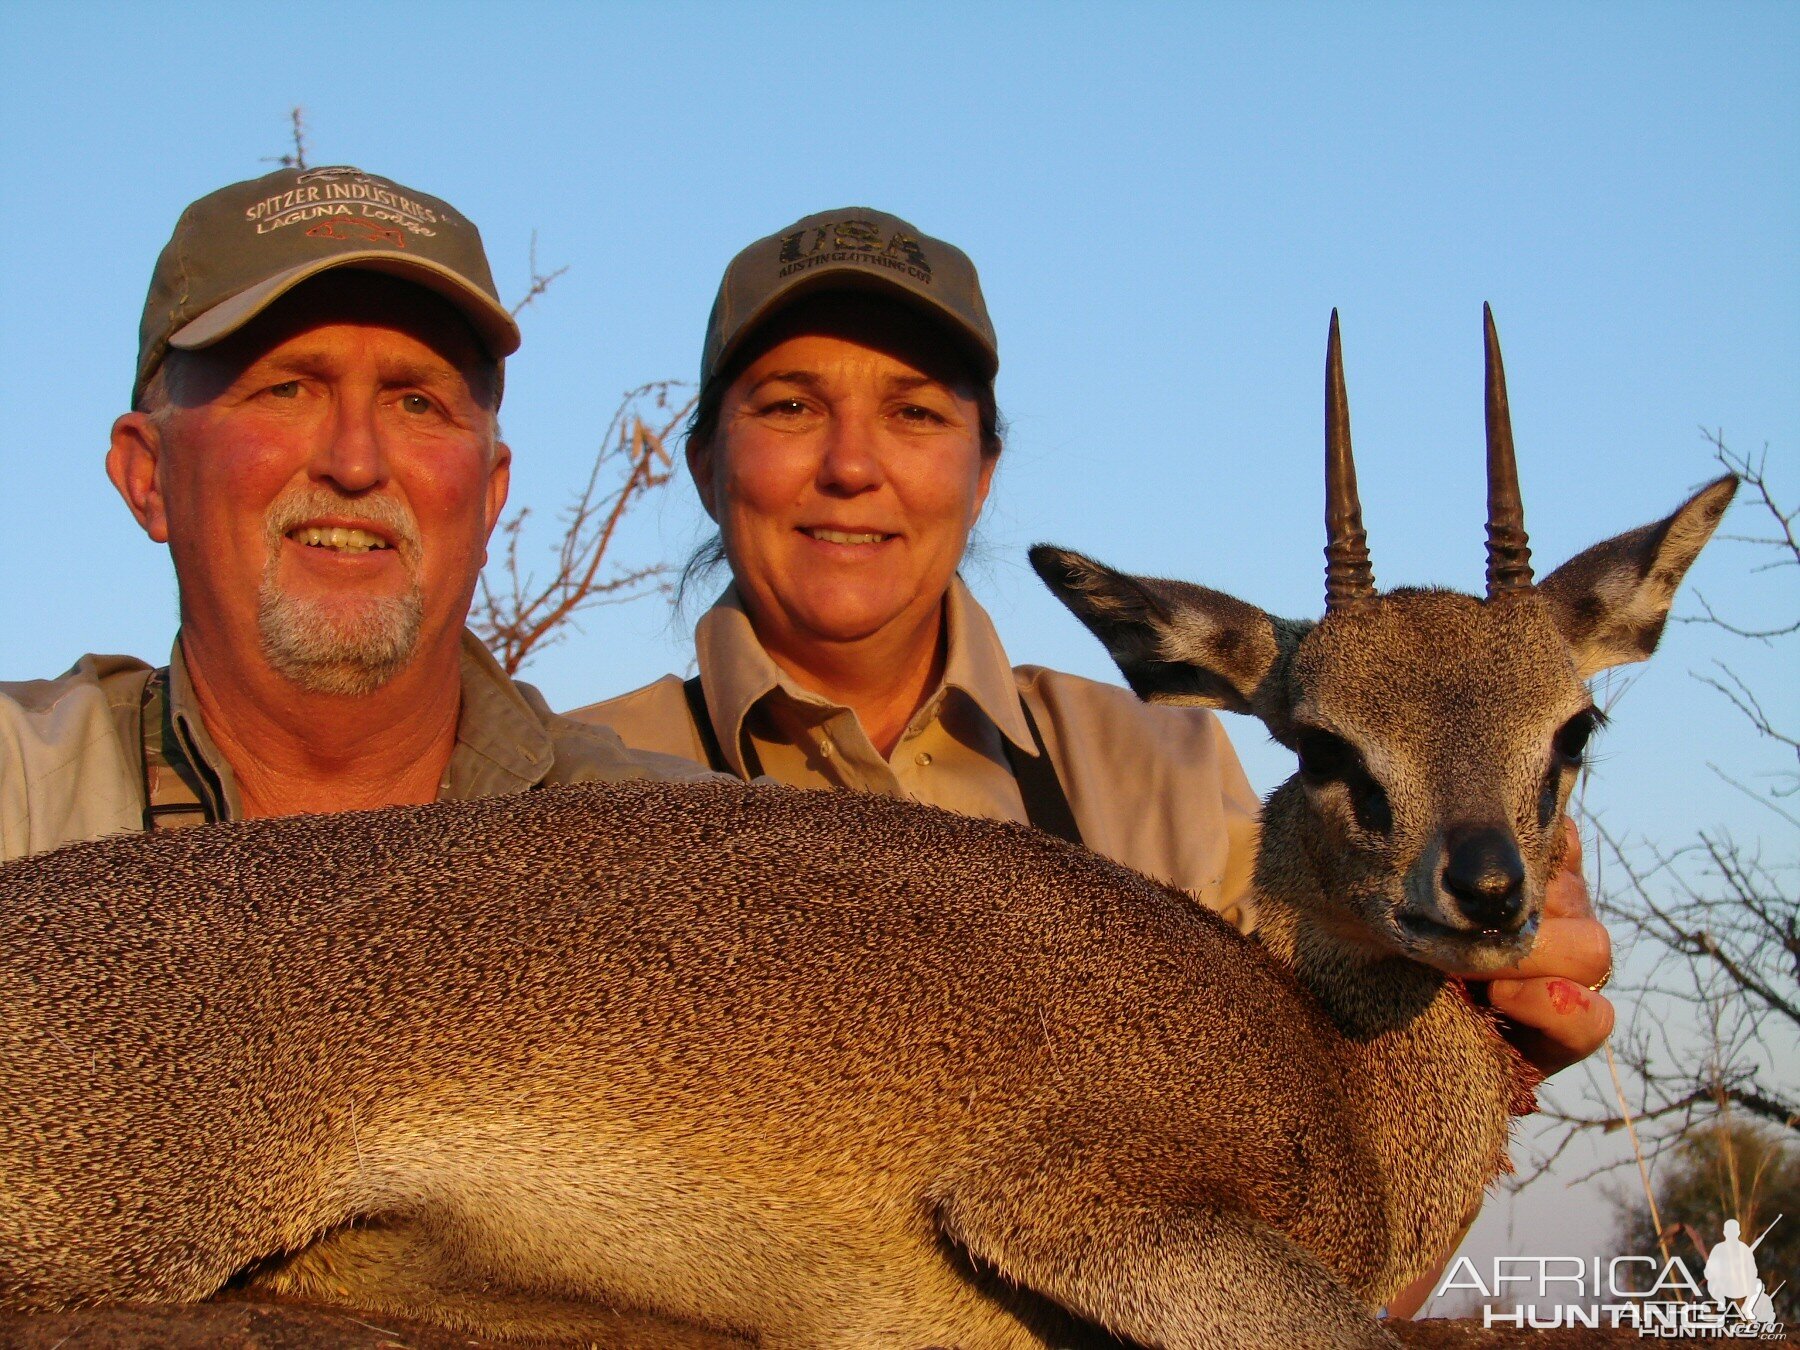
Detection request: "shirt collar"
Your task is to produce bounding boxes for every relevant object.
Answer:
[936,575,1036,754]
[445,630,556,796]
[692,587,799,776]
[692,576,1036,770]
[164,629,552,815]
[165,637,241,819]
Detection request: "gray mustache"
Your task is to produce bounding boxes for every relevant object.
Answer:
[264,489,422,563]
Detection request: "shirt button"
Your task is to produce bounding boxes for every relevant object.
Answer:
[914,751,933,767]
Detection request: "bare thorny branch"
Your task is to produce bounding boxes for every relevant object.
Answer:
[264,107,310,172]
[509,232,569,320]
[459,233,688,674]
[472,381,695,674]
[1676,432,1799,643]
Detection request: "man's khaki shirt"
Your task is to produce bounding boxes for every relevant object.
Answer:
[569,580,1262,929]
[0,630,713,864]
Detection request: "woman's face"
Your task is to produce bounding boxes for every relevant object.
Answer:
[693,296,996,665]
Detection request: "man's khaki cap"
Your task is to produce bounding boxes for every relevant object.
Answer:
[135,165,521,407]
[701,207,998,387]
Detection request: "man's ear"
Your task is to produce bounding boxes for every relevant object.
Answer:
[106,412,170,543]
[1029,545,1292,715]
[1538,474,1738,678]
[687,438,721,525]
[484,439,513,541]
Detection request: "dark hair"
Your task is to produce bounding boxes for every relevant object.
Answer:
[676,339,1005,609]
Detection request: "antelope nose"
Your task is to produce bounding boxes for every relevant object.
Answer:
[1441,827,1526,931]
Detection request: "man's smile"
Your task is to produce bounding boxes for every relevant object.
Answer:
[287,524,395,554]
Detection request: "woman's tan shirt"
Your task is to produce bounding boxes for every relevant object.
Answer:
[568,580,1262,930]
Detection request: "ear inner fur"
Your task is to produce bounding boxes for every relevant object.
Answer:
[1031,545,1288,714]
[1539,474,1737,677]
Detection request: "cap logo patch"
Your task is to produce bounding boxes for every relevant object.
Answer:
[243,175,442,240]
[305,219,407,249]
[775,218,933,284]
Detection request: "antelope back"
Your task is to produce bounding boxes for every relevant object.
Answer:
[1034,309,1736,975]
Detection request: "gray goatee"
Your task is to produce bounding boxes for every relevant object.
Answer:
[258,490,426,697]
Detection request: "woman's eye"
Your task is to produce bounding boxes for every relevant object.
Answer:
[758,398,808,417]
[895,403,943,423]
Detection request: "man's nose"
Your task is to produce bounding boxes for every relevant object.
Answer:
[310,396,389,493]
[815,412,883,494]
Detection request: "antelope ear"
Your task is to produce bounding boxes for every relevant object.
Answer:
[1538,474,1738,678]
[1030,545,1291,714]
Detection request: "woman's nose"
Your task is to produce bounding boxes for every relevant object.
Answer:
[815,413,883,494]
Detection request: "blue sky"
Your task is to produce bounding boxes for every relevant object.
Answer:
[2,0,1794,1277]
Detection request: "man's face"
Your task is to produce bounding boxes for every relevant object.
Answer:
[109,272,509,696]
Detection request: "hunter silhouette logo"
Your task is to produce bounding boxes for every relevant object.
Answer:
[1704,1218,1783,1330]
[304,218,406,249]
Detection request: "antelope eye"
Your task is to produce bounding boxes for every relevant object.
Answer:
[1296,728,1356,781]
[1294,726,1392,833]
[1553,709,1597,765]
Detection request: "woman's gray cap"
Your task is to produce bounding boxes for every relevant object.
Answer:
[701,207,998,387]
[134,165,521,407]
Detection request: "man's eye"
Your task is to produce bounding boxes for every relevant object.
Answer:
[266,381,301,399]
[400,393,436,415]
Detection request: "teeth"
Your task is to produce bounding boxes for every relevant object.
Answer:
[289,526,391,553]
[808,529,886,545]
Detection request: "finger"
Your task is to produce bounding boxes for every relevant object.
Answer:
[1487,976,1615,1077]
[1560,814,1584,874]
[1496,912,1612,986]
[1543,827,1596,922]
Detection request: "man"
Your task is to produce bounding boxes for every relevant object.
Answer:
[0,164,706,863]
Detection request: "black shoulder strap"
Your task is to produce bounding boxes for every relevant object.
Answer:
[683,675,764,778]
[683,675,729,774]
[139,666,218,832]
[1002,698,1085,848]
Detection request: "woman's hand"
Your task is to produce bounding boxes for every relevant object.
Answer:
[1475,817,1615,1078]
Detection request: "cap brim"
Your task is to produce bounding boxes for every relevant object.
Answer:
[169,253,522,360]
[716,266,998,384]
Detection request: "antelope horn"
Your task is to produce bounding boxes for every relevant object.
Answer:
[1483,304,1533,595]
[1324,309,1374,611]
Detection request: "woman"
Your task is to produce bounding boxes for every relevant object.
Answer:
[573,207,1259,929]
[570,203,1610,1074]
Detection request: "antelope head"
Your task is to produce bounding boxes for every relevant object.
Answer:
[1033,309,1736,977]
